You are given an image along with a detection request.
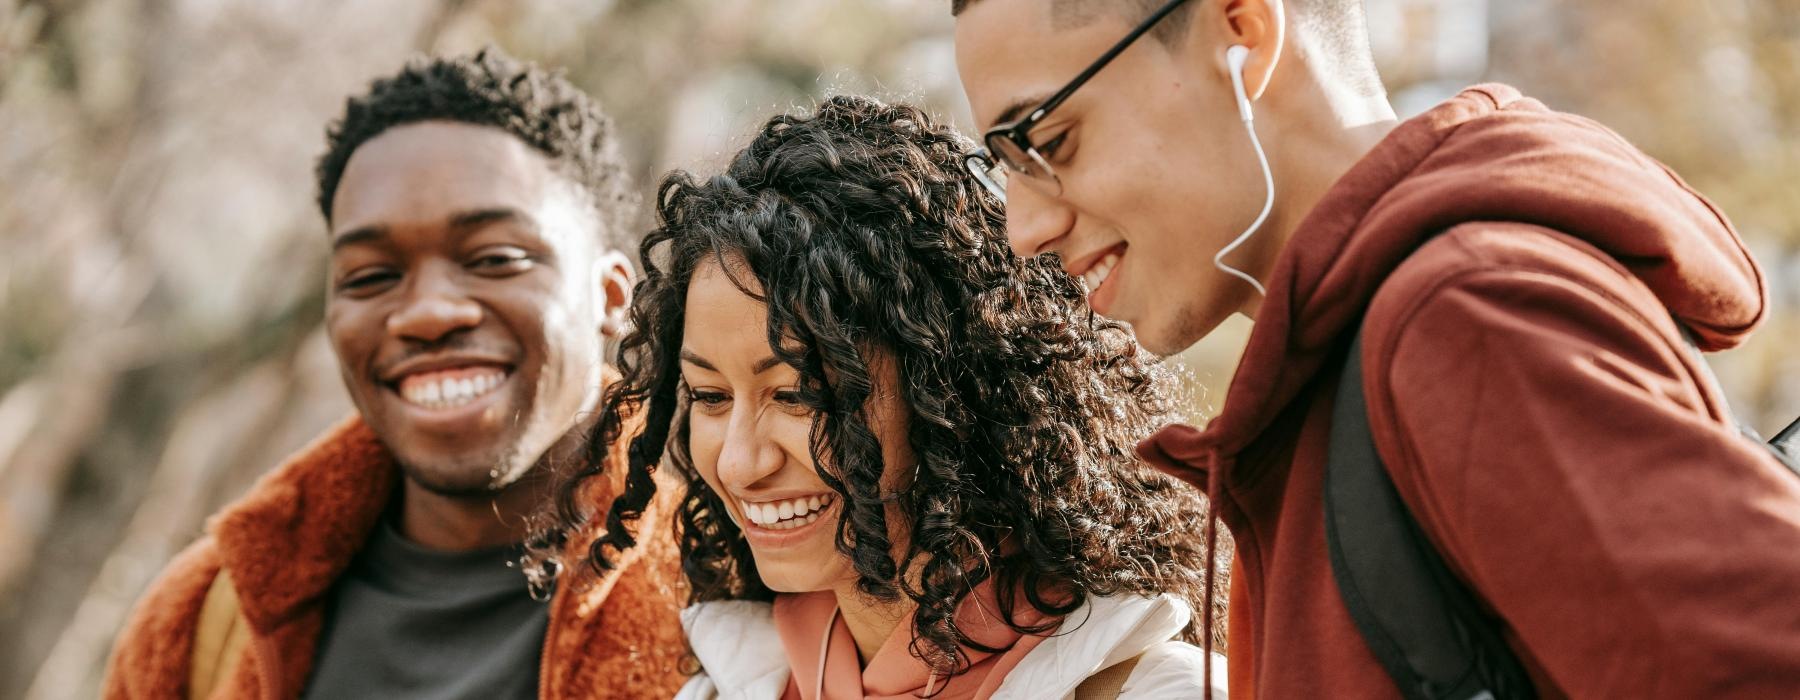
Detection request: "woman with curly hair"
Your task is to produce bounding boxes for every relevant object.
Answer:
[547,95,1226,699]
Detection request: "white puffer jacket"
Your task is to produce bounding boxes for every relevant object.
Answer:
[673,593,1228,699]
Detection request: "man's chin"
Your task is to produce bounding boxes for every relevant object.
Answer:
[1111,311,1189,358]
[393,448,531,498]
[1125,298,1239,358]
[1139,333,1197,359]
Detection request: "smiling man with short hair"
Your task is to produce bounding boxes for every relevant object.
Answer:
[103,48,687,699]
[953,0,1800,696]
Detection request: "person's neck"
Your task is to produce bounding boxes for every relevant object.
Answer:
[1235,72,1401,318]
[396,469,550,551]
[832,580,915,665]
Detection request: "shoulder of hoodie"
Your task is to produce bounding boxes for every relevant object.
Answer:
[102,536,223,695]
[1359,86,1753,356]
[1365,220,1677,358]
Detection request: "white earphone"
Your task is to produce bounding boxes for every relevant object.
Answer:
[1213,44,1274,297]
[1226,45,1256,121]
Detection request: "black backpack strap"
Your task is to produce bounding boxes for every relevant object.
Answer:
[1323,329,1535,700]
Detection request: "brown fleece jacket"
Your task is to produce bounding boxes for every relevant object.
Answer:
[101,413,688,699]
[1139,85,1800,696]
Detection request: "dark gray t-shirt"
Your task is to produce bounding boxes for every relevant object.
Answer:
[301,521,549,699]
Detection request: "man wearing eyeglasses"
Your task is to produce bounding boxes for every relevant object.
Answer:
[953,0,1800,697]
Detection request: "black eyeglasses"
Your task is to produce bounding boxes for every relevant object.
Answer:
[967,0,1193,202]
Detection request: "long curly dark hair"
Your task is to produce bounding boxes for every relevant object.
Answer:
[548,95,1216,674]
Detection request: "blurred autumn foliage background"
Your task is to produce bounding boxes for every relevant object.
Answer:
[0,0,1794,696]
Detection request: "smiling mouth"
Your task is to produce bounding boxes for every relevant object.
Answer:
[1083,253,1119,292]
[393,365,511,410]
[1075,243,1126,292]
[742,493,836,531]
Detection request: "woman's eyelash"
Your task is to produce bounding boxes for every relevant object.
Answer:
[686,389,729,405]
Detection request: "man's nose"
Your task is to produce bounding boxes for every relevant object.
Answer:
[1003,181,1076,257]
[387,264,482,343]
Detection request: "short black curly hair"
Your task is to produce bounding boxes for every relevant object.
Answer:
[546,94,1221,676]
[314,47,636,246]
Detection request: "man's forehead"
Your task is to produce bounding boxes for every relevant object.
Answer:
[954,0,1136,129]
[959,0,1141,30]
[329,121,570,235]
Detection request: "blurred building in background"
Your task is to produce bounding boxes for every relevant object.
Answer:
[1,0,1794,696]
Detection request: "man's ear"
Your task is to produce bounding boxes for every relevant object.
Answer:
[593,250,635,338]
[1196,0,1283,100]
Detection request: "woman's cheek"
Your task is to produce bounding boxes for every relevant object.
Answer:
[775,413,814,465]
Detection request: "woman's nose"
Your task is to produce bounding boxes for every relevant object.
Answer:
[714,406,784,489]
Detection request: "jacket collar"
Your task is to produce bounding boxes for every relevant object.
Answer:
[680,594,1191,699]
[682,600,792,699]
[208,396,634,632]
[210,415,397,630]
[989,594,1190,699]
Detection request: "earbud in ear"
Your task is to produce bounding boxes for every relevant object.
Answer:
[1226,44,1250,73]
[1225,45,1254,123]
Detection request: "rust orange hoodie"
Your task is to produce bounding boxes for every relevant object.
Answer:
[1138,84,1800,697]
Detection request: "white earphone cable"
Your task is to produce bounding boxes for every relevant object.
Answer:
[1214,46,1272,297]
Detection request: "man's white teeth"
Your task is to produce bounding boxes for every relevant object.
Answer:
[744,494,834,529]
[1082,250,1122,292]
[399,368,508,409]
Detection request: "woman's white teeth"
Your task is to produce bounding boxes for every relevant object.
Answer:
[745,494,834,528]
[1082,251,1122,291]
[399,368,508,409]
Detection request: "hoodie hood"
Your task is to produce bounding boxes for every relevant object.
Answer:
[1142,83,1766,466]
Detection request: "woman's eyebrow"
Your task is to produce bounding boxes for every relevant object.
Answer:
[678,349,716,371]
[678,349,785,375]
[751,356,784,375]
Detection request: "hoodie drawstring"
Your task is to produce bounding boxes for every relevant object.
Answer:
[814,605,840,700]
[1202,449,1224,698]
